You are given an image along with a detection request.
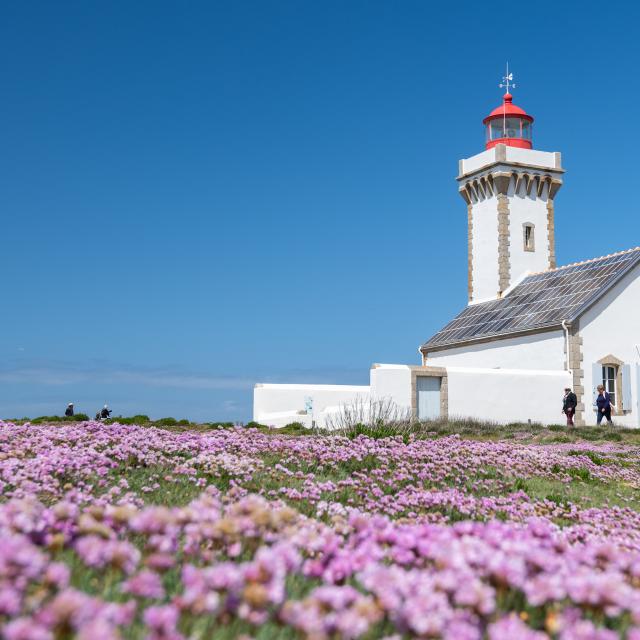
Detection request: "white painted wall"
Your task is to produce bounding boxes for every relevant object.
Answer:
[507,176,551,279]
[504,147,560,169]
[460,146,559,176]
[579,265,640,427]
[447,366,571,425]
[253,383,370,429]
[471,195,500,301]
[370,364,412,410]
[460,148,495,175]
[425,330,566,371]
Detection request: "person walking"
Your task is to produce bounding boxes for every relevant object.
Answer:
[562,388,577,427]
[596,385,614,426]
[64,403,74,417]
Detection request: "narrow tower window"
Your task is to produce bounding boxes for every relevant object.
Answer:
[523,223,535,252]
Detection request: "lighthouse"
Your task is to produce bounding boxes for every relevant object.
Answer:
[255,72,640,430]
[458,73,564,303]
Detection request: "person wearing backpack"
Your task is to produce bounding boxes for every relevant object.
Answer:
[562,388,577,427]
[64,403,74,417]
[596,385,614,426]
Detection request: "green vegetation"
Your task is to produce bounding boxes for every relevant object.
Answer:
[30,413,90,424]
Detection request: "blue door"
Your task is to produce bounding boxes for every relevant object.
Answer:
[417,376,441,420]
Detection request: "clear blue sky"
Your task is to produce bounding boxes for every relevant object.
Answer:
[2,1,639,421]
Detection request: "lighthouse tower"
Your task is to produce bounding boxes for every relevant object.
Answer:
[459,74,564,303]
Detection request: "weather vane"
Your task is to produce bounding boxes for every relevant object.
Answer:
[499,63,515,93]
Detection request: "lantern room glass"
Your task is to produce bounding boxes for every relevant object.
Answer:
[486,117,532,142]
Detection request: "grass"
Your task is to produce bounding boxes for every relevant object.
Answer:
[8,414,640,446]
[508,474,640,511]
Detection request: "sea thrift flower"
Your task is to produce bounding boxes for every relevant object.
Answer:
[122,570,165,599]
[143,604,185,640]
[2,421,640,637]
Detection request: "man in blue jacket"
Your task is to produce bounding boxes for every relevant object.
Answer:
[596,385,614,426]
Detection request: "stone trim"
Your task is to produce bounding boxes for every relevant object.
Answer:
[457,160,565,181]
[497,193,511,295]
[467,204,473,301]
[547,198,556,269]
[566,325,585,426]
[409,366,448,420]
[459,173,561,205]
[597,355,626,414]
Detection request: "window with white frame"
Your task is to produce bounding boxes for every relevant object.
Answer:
[602,365,617,406]
[523,223,535,252]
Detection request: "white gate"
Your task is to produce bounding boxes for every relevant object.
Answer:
[417,376,441,420]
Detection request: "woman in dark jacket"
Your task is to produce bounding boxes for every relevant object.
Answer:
[562,388,578,427]
[596,385,613,426]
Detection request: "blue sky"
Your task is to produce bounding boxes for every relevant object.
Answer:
[2,1,639,421]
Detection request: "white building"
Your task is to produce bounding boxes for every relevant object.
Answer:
[254,89,640,428]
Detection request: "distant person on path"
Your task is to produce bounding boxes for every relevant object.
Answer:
[596,385,614,426]
[64,403,74,417]
[562,388,577,427]
[100,404,112,420]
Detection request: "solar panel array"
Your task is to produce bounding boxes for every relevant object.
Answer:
[423,249,640,350]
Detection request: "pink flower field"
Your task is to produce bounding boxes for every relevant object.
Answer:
[2,420,640,639]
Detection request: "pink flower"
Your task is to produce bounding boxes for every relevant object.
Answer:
[488,614,549,640]
[122,570,165,599]
[143,604,185,640]
[3,618,53,640]
[44,562,70,589]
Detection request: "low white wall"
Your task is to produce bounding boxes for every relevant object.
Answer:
[426,330,566,371]
[253,383,370,429]
[446,366,571,425]
[370,364,412,410]
[253,362,573,428]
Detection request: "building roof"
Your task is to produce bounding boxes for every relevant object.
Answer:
[483,93,534,123]
[421,248,640,352]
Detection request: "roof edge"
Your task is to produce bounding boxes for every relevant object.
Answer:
[566,252,640,323]
[420,323,563,354]
[530,246,640,276]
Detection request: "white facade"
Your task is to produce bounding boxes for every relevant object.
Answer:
[469,196,500,301]
[579,265,640,427]
[446,367,571,425]
[253,361,576,428]
[370,364,412,410]
[425,331,566,371]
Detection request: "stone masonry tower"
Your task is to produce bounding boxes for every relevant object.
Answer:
[458,86,564,303]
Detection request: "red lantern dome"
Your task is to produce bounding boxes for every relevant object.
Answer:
[483,93,534,150]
